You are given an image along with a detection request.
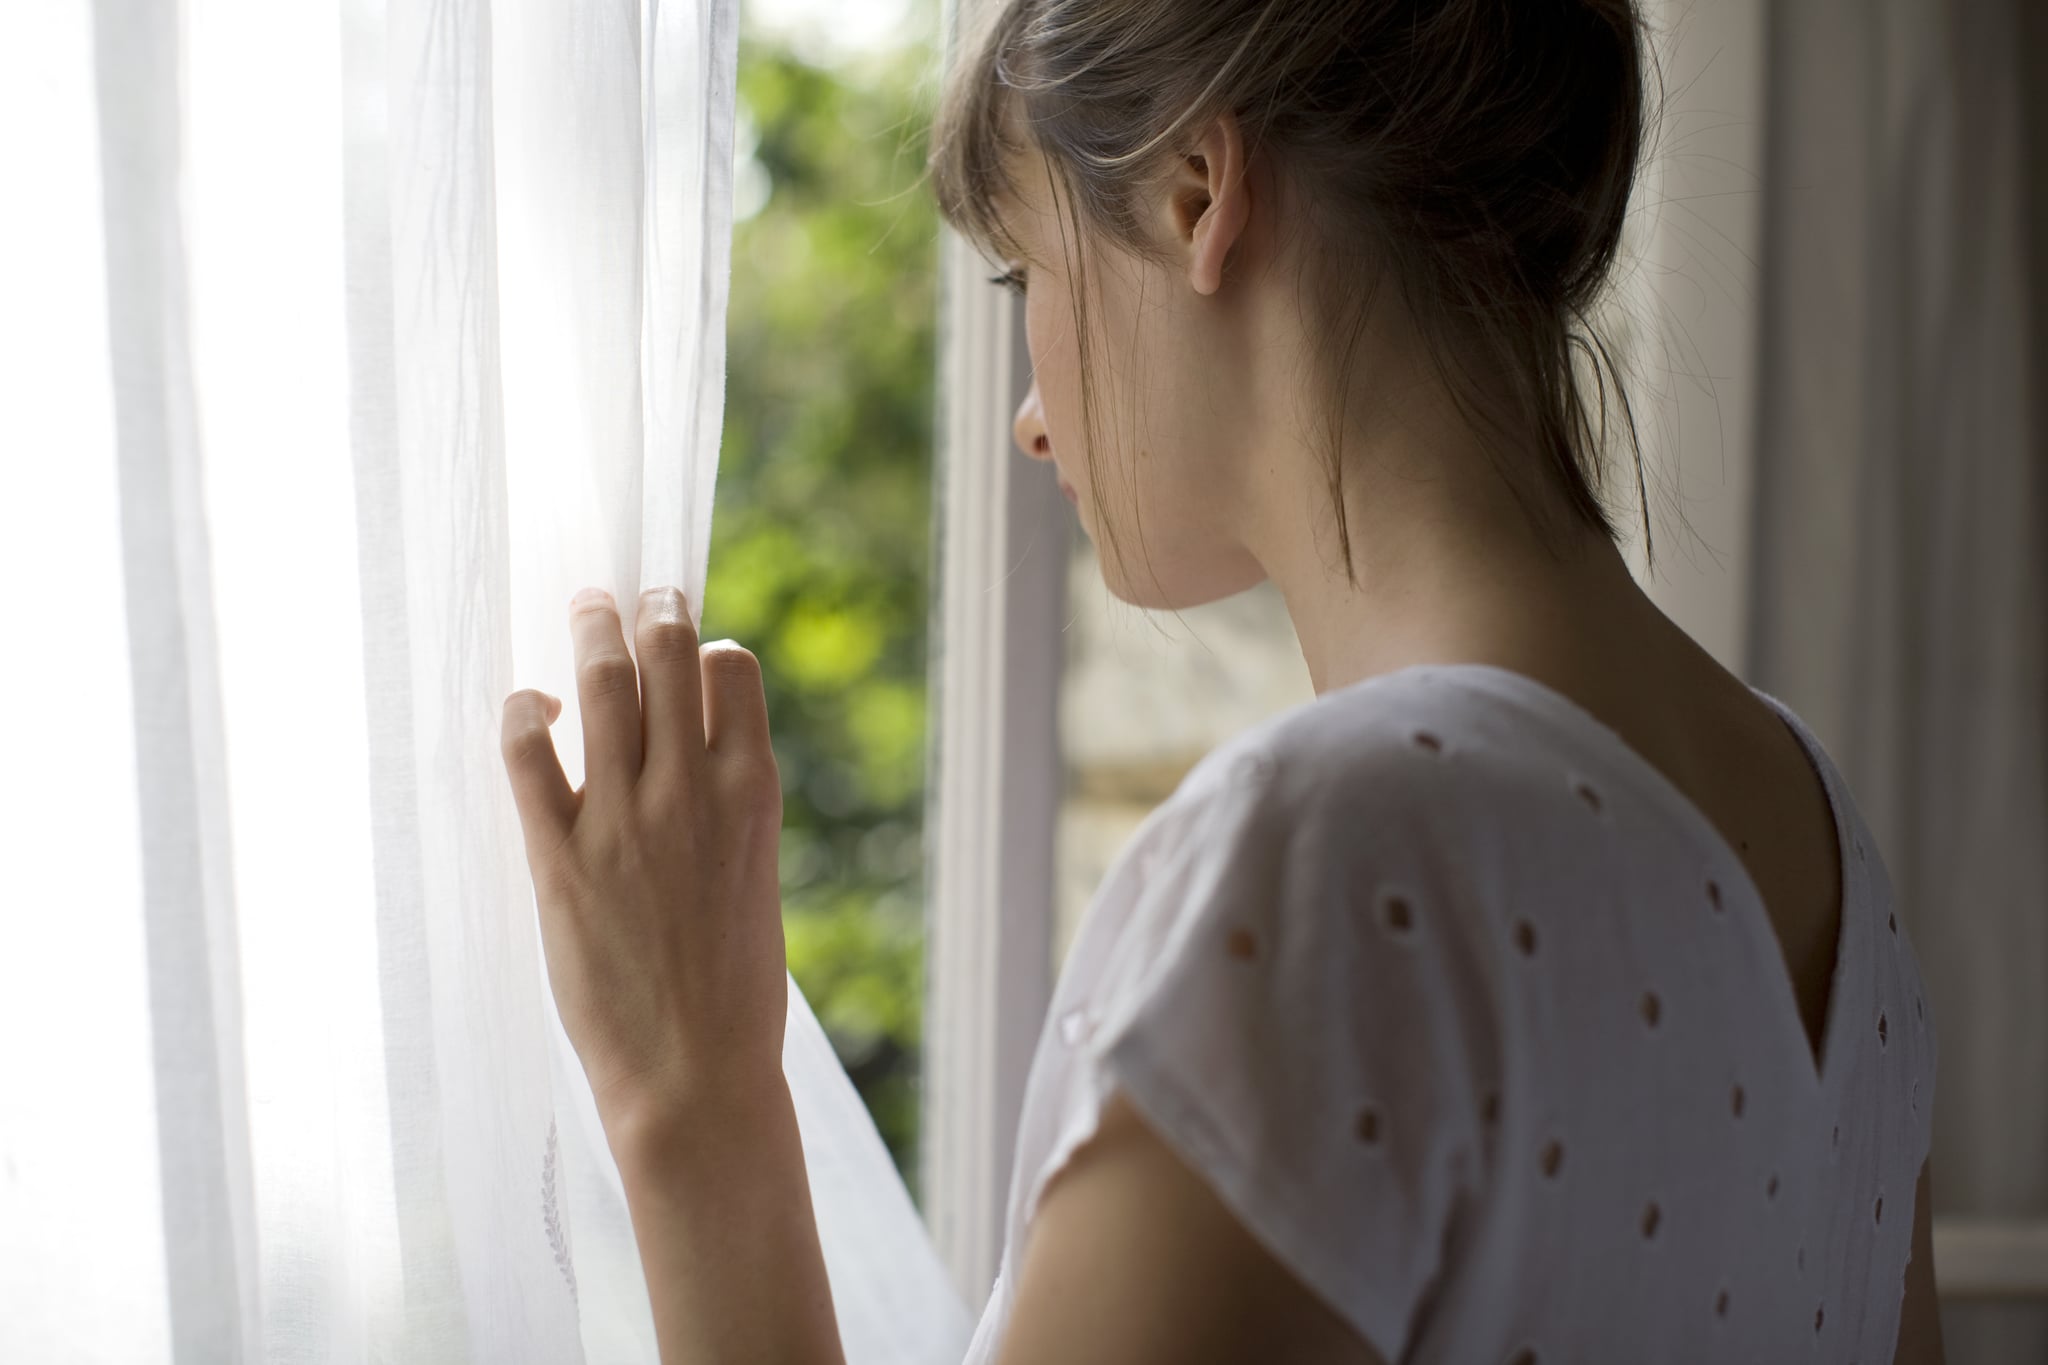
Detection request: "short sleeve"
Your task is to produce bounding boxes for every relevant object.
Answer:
[1090,737,1498,1364]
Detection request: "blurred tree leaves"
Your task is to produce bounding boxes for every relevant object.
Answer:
[702,14,940,1190]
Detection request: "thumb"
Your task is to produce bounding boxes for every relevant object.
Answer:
[501,689,578,858]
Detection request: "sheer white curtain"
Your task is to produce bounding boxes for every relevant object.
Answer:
[0,1,968,1360]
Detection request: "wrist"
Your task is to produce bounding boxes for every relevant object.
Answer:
[595,1065,844,1365]
[602,1068,797,1182]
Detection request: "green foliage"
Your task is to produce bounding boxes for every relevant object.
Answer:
[702,16,940,1190]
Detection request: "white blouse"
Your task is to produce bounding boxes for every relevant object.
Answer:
[961,663,1937,1365]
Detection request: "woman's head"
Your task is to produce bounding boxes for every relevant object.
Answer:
[930,0,1654,611]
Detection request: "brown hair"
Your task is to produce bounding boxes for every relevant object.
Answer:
[929,0,1659,589]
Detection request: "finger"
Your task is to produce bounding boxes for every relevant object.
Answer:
[570,588,643,803]
[634,585,707,795]
[502,689,578,860]
[699,639,773,758]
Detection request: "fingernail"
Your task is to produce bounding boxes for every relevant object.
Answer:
[573,587,611,611]
[641,585,686,617]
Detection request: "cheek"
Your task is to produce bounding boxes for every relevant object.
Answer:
[1033,265,1189,476]
[1025,287,1084,461]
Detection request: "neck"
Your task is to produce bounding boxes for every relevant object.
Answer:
[1244,415,1666,699]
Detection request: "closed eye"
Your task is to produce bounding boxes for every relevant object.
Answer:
[987,266,1028,296]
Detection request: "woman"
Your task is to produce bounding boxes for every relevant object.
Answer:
[499,1,1945,1360]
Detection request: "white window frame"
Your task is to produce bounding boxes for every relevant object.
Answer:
[1935,1223,2048,1300]
[920,215,1065,1308]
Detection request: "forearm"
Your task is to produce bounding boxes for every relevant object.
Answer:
[607,1076,846,1365]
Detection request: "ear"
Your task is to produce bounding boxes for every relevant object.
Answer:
[1168,111,1251,297]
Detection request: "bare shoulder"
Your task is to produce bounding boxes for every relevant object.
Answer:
[995,1091,1390,1365]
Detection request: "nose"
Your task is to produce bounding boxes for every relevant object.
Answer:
[1012,382,1053,463]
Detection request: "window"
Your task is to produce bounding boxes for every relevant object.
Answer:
[713,0,943,1187]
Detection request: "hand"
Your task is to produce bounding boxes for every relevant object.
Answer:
[500,585,789,1132]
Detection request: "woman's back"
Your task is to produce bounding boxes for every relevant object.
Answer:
[1519,624,1851,1076]
[966,663,1936,1363]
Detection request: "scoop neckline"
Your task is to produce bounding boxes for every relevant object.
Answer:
[1328,660,1863,1100]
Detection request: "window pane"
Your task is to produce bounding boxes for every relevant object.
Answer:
[707,0,939,1194]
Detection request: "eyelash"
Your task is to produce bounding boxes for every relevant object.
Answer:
[988,267,1028,296]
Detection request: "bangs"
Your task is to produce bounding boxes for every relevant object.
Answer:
[928,1,1034,265]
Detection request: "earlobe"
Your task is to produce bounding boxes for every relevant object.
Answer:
[1186,113,1250,297]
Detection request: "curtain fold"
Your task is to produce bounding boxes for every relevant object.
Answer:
[90,0,264,1356]
[1749,1,2047,1358]
[0,0,969,1360]
[339,0,475,1352]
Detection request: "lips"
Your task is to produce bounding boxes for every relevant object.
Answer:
[1059,480,1077,505]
